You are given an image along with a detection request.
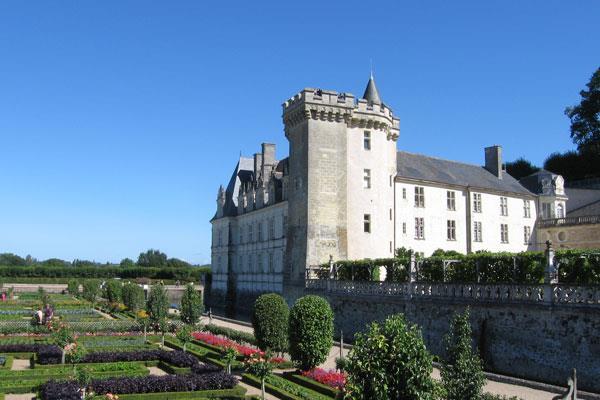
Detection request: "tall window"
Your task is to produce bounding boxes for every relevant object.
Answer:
[415,217,425,239]
[258,222,263,241]
[269,218,275,239]
[542,203,552,219]
[389,208,393,220]
[523,200,531,218]
[500,197,508,216]
[363,214,371,233]
[363,169,371,189]
[258,253,263,273]
[447,220,456,241]
[524,226,531,245]
[557,203,565,218]
[402,222,406,234]
[447,191,456,211]
[473,221,482,242]
[402,188,406,199]
[414,187,425,208]
[473,193,482,213]
[268,252,274,272]
[363,131,371,150]
[500,224,509,243]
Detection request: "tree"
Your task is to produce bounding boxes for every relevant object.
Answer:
[137,249,168,267]
[176,324,194,352]
[103,280,122,304]
[119,258,136,268]
[505,158,539,180]
[122,282,145,313]
[288,295,333,371]
[223,346,238,374]
[345,314,435,400]
[146,283,169,329]
[0,253,26,266]
[441,308,485,400]
[40,258,70,267]
[67,279,79,296]
[245,352,275,400]
[544,150,600,180]
[180,284,203,324]
[167,257,192,268]
[565,67,600,153]
[81,279,101,305]
[52,323,74,364]
[252,293,289,353]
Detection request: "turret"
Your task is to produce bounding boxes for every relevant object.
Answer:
[216,185,226,218]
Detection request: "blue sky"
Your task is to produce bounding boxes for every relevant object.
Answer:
[1,1,598,265]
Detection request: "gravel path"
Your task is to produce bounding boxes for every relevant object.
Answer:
[10,359,30,370]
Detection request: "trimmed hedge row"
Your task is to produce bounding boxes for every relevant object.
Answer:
[324,249,600,284]
[89,387,248,399]
[0,265,208,280]
[201,323,257,346]
[282,372,339,398]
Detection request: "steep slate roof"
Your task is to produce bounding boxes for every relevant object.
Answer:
[220,156,254,217]
[518,169,560,194]
[396,151,533,195]
[362,75,382,105]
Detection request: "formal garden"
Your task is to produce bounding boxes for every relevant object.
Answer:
[0,271,529,400]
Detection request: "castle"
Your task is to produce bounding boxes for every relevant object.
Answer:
[210,76,570,307]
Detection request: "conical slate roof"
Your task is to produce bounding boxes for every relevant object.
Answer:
[362,74,382,105]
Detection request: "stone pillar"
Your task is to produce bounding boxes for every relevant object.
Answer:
[543,240,557,305]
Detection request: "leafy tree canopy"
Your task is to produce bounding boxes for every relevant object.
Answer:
[544,150,600,181]
[146,283,169,326]
[137,249,168,268]
[119,258,136,268]
[0,253,27,266]
[40,258,70,268]
[167,257,192,268]
[565,67,600,153]
[180,283,203,324]
[505,158,539,180]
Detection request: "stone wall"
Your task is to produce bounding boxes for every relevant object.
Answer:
[319,291,600,392]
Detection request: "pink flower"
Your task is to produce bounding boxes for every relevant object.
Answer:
[302,368,346,390]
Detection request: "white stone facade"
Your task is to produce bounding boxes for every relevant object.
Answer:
[210,77,566,303]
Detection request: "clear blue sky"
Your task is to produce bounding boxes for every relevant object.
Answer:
[1,1,598,265]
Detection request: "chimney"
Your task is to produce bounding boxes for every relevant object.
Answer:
[484,145,503,179]
[261,143,276,183]
[253,152,263,183]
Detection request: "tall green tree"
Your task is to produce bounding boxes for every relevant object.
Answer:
[122,282,145,313]
[565,67,600,153]
[505,158,539,180]
[441,308,485,400]
[345,314,435,400]
[137,249,168,267]
[252,293,289,353]
[82,280,101,305]
[288,295,333,371]
[146,283,169,328]
[119,258,136,268]
[180,284,203,324]
[103,279,122,303]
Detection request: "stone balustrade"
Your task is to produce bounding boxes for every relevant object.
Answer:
[305,278,600,307]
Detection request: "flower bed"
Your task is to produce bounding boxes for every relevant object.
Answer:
[81,350,198,368]
[193,332,260,358]
[40,373,237,399]
[301,368,346,390]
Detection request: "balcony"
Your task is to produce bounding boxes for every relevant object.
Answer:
[539,215,600,228]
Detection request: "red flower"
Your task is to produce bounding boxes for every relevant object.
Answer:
[302,368,346,390]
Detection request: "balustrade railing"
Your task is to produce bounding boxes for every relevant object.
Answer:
[305,278,600,307]
[538,214,600,228]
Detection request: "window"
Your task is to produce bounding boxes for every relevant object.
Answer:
[500,224,509,243]
[268,252,274,272]
[239,226,244,244]
[414,187,425,208]
[500,197,508,216]
[557,203,565,218]
[447,191,456,211]
[402,188,407,199]
[415,217,425,239]
[473,221,482,242]
[389,241,393,253]
[447,220,456,241]
[402,222,406,234]
[258,253,263,273]
[363,169,371,189]
[363,131,371,150]
[473,193,482,213]
[389,175,392,187]
[542,203,552,219]
[524,226,531,245]
[247,255,252,273]
[389,208,392,220]
[523,200,531,218]
[248,224,253,242]
[258,222,263,241]
[363,214,371,233]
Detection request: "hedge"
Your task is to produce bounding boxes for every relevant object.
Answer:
[0,265,209,280]
[89,387,248,399]
[322,249,600,284]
